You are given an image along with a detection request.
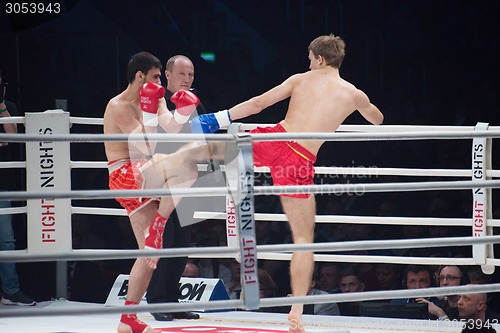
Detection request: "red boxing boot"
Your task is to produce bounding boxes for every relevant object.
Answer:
[144,212,168,250]
[118,301,153,333]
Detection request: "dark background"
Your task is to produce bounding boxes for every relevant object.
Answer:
[1,0,499,303]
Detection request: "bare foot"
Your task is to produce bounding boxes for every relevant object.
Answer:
[288,305,305,332]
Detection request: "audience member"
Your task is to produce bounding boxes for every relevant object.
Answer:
[458,291,500,332]
[337,267,365,316]
[317,262,341,294]
[303,266,340,316]
[416,265,468,320]
[374,263,403,291]
[258,268,277,299]
[391,264,437,304]
[466,266,499,314]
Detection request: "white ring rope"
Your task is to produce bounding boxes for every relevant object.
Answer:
[0,161,26,169]
[2,179,500,201]
[69,116,104,125]
[0,284,497,319]
[3,129,500,143]
[0,205,27,215]
[0,116,24,124]
[240,123,500,133]
[6,159,496,179]
[71,206,127,216]
[1,235,499,262]
[194,211,500,227]
[2,114,498,133]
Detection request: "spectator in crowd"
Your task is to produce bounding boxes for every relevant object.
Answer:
[416,265,468,320]
[337,267,365,316]
[374,263,403,291]
[303,266,340,316]
[258,268,277,299]
[458,291,500,331]
[317,262,341,294]
[391,265,437,304]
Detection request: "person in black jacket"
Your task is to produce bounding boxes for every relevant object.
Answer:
[146,55,206,321]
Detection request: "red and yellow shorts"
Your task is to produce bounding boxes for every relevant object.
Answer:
[250,123,316,198]
[108,159,155,215]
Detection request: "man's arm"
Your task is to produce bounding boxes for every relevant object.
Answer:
[354,89,384,125]
[159,90,200,133]
[228,76,295,120]
[192,75,296,133]
[157,98,183,133]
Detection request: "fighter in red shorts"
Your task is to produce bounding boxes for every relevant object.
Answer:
[104,52,204,333]
[250,123,316,198]
[192,35,384,332]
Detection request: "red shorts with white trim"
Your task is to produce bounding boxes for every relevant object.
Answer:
[250,123,316,198]
[108,159,155,215]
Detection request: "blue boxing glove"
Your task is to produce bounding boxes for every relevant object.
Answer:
[191,110,232,133]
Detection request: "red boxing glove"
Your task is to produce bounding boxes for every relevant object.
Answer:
[140,82,165,126]
[170,89,200,124]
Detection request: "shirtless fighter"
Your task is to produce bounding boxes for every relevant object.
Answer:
[192,34,384,332]
[104,52,201,333]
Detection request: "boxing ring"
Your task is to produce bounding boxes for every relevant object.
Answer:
[0,110,500,332]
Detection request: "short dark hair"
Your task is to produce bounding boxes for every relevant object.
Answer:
[126,52,162,84]
[339,266,363,282]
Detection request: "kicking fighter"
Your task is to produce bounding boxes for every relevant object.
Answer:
[104,51,200,333]
[192,34,384,332]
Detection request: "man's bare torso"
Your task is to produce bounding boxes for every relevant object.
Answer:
[279,68,360,155]
[103,91,144,162]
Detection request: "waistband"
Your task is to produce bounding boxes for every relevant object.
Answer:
[107,159,130,173]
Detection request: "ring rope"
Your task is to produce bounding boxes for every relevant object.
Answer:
[2,179,499,201]
[0,205,27,215]
[5,159,492,178]
[239,123,500,133]
[0,116,24,124]
[193,211,500,227]
[1,235,499,262]
[0,284,498,319]
[268,253,486,266]
[2,128,500,144]
[2,114,497,133]
[0,161,26,169]
[71,206,128,216]
[0,133,233,143]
